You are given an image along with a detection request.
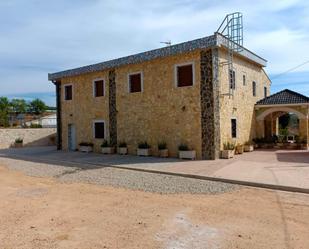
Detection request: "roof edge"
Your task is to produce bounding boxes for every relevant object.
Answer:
[49,33,267,81]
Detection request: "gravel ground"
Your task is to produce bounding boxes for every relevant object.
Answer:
[0,157,239,194]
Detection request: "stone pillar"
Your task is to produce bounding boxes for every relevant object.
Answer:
[256,120,264,138]
[299,117,309,144]
[109,69,117,146]
[200,49,220,160]
[55,81,62,150]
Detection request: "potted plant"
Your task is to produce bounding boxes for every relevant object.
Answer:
[244,141,254,152]
[253,137,262,148]
[235,143,244,154]
[79,142,94,153]
[137,141,151,156]
[14,138,23,148]
[101,140,115,154]
[178,144,196,160]
[221,142,235,159]
[118,141,128,155]
[158,142,168,158]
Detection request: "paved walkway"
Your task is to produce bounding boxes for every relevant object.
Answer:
[0,146,308,192]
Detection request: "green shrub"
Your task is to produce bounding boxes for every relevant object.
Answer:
[118,141,127,148]
[223,142,235,150]
[158,142,167,150]
[30,123,42,128]
[138,141,151,149]
[79,142,94,147]
[178,144,189,151]
[15,138,23,144]
[101,140,110,148]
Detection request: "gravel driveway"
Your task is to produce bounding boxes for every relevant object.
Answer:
[0,157,239,194]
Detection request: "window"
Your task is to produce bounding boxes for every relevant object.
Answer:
[231,119,237,138]
[264,86,267,98]
[93,79,104,97]
[252,81,256,97]
[64,85,73,100]
[176,63,194,87]
[229,69,236,90]
[243,74,246,86]
[93,121,105,139]
[129,72,142,93]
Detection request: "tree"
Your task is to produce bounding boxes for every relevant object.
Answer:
[10,99,27,114]
[0,97,10,112]
[29,98,47,115]
[0,97,10,127]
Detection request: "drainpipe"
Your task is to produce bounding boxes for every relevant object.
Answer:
[53,80,62,150]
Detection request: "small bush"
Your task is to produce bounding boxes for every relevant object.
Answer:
[79,142,94,147]
[15,137,23,144]
[101,140,111,148]
[138,141,151,149]
[244,141,253,146]
[118,141,127,148]
[178,144,189,151]
[30,123,42,128]
[223,142,235,150]
[158,141,167,150]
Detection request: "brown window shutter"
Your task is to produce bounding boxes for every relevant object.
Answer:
[95,80,104,97]
[65,85,72,100]
[177,65,193,87]
[130,73,142,93]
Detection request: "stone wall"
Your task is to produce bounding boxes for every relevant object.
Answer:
[59,50,203,157]
[0,128,56,149]
[116,50,202,158]
[57,46,270,159]
[200,49,220,159]
[60,69,110,152]
[218,49,271,147]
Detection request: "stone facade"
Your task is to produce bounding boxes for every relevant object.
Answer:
[55,47,270,159]
[218,49,271,148]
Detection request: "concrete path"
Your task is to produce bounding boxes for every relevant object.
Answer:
[0,147,308,192]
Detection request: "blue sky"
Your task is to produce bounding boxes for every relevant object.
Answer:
[0,0,309,106]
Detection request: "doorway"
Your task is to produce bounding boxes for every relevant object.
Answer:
[68,124,76,151]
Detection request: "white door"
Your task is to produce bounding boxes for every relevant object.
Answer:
[68,124,76,151]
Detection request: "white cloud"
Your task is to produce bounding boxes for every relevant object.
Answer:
[0,0,308,96]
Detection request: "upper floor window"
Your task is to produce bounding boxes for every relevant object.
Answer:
[229,69,236,90]
[129,72,142,93]
[252,81,256,97]
[243,74,246,86]
[93,120,105,139]
[93,79,105,97]
[176,63,194,87]
[64,85,73,100]
[264,86,267,98]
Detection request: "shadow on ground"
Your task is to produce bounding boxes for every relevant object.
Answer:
[0,146,185,171]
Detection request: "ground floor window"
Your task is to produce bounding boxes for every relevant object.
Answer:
[93,120,105,139]
[231,119,237,138]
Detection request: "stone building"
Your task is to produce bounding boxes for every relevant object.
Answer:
[49,32,272,160]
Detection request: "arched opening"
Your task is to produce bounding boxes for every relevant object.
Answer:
[264,111,300,143]
[256,106,308,149]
